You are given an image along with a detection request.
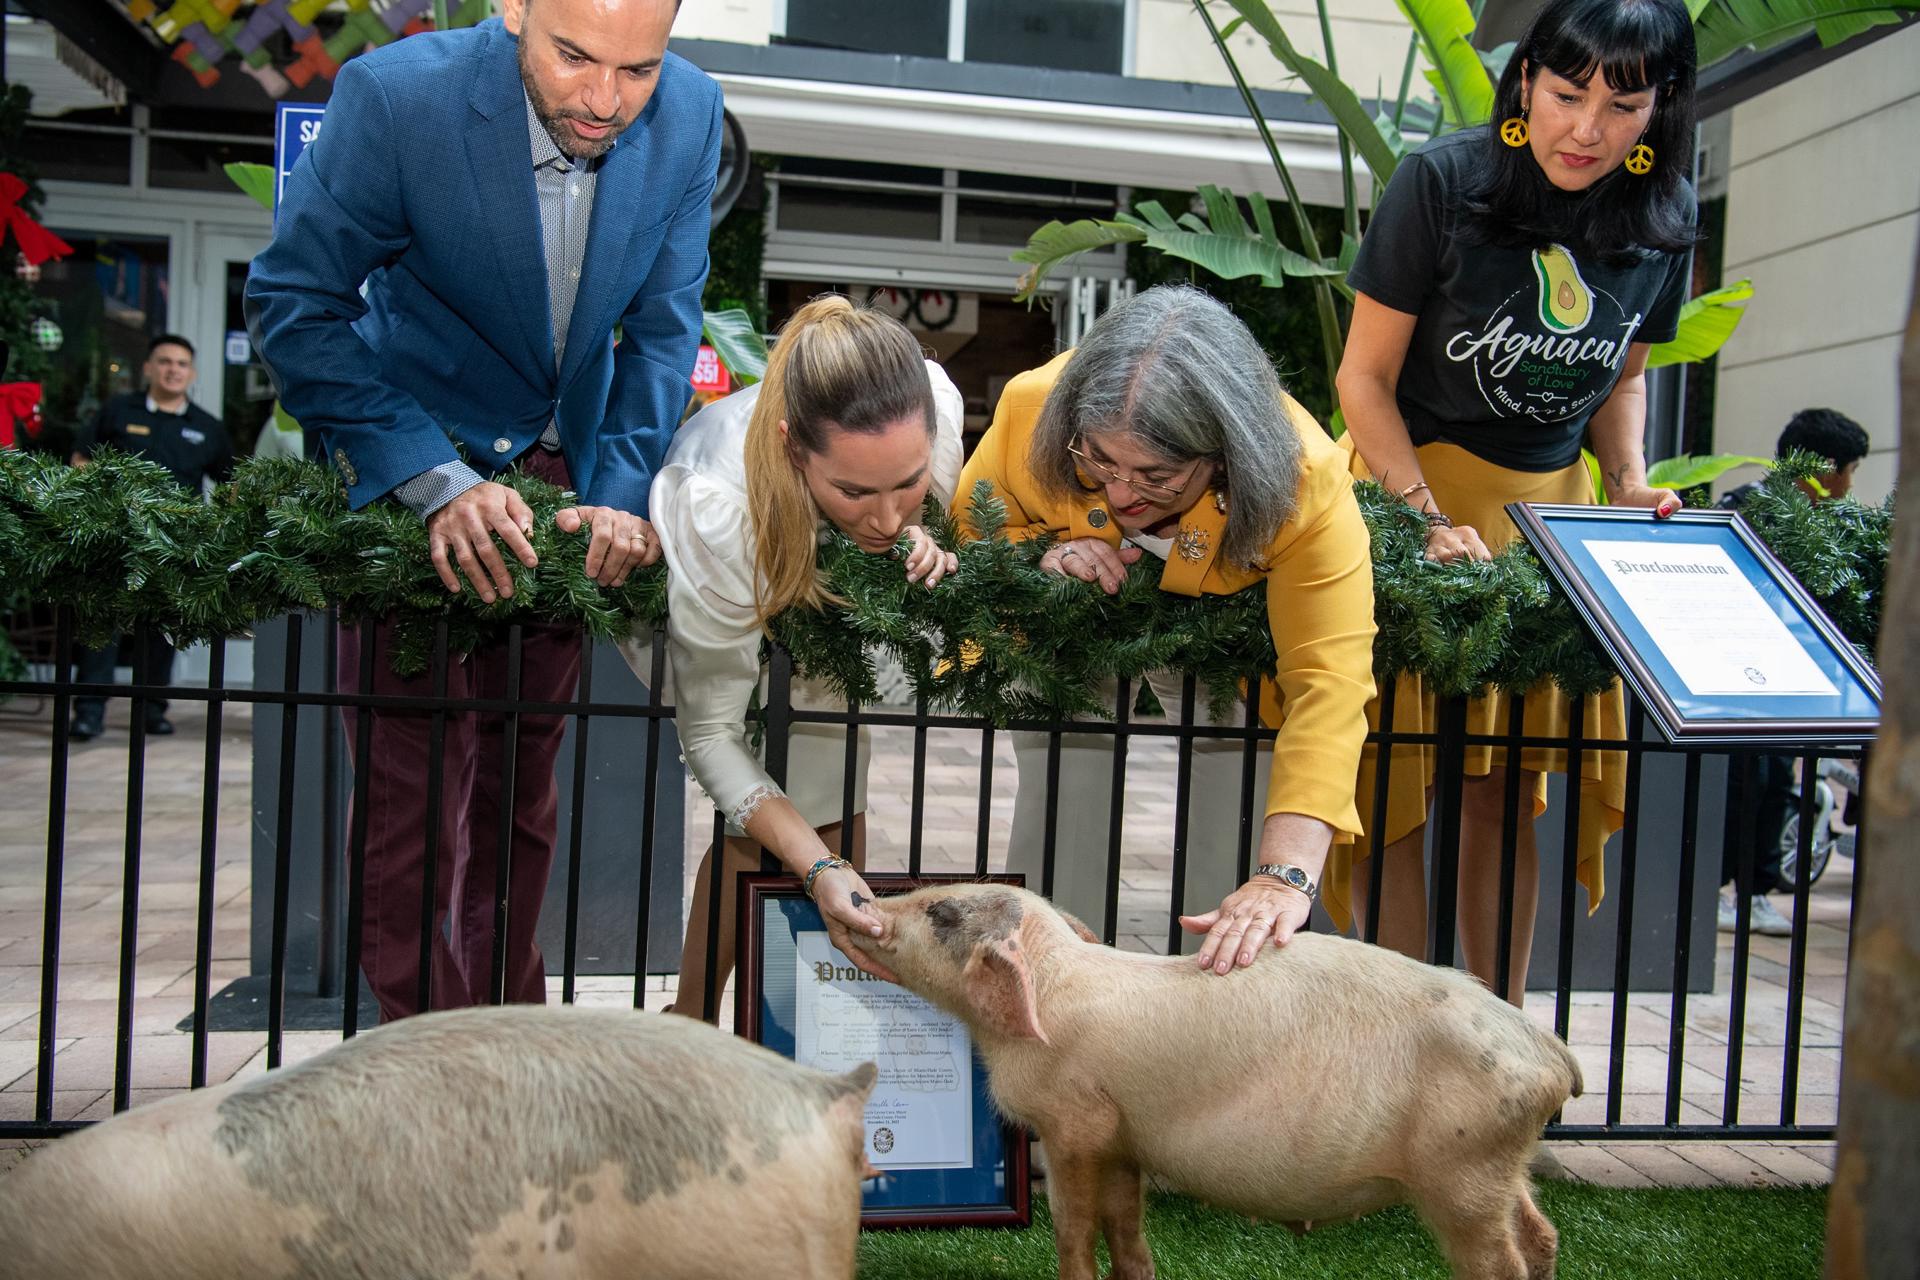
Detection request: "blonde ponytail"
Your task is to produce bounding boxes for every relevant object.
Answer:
[745,295,935,622]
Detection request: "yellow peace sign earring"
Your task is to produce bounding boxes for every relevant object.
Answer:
[1625,142,1655,174]
[1499,114,1530,147]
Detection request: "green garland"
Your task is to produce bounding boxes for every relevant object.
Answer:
[0,451,665,677]
[0,448,1888,718]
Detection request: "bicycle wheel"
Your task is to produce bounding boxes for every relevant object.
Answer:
[1776,783,1835,888]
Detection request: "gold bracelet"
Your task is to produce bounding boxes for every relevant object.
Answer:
[1397,479,1432,502]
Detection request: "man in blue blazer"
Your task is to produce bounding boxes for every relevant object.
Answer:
[247,0,719,1021]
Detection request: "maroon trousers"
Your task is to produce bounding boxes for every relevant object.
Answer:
[340,449,581,1022]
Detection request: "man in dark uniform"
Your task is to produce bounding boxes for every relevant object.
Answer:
[69,333,235,740]
[1715,407,1871,936]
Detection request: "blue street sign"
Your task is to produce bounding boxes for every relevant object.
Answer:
[274,102,328,218]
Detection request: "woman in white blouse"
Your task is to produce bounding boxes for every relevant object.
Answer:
[640,296,964,1020]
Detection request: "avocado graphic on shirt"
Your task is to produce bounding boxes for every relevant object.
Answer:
[1533,244,1593,335]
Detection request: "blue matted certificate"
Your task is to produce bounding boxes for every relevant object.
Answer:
[735,874,1030,1229]
[1507,503,1879,747]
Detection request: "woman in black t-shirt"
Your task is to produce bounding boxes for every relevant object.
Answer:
[1337,0,1697,1003]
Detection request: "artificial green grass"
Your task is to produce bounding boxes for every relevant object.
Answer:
[856,1182,1828,1279]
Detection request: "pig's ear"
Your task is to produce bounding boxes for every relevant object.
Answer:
[961,937,1047,1044]
[1056,908,1099,945]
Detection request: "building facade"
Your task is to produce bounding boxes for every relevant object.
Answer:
[6,2,1912,493]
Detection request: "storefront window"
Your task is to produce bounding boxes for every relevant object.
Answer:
[223,261,276,456]
[781,0,951,57]
[29,234,170,460]
[955,171,1117,246]
[965,0,1125,75]
[20,121,133,186]
[774,158,945,240]
[146,106,276,193]
[781,0,1124,71]
[149,133,276,194]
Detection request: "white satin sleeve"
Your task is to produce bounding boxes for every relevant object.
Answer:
[926,361,965,509]
[649,465,783,829]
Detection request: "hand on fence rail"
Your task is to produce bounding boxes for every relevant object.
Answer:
[426,480,539,602]
[899,523,956,588]
[554,503,661,584]
[1039,536,1144,594]
[1421,518,1493,565]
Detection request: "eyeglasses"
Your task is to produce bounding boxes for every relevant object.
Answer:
[1067,438,1206,503]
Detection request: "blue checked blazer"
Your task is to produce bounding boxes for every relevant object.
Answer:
[245,18,722,515]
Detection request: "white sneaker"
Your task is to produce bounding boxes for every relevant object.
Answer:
[1718,890,1793,936]
[1748,894,1793,937]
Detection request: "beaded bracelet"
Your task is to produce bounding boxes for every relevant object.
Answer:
[803,855,853,900]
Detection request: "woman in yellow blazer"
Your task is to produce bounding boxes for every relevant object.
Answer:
[955,285,1378,970]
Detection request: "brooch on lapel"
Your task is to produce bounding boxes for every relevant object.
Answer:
[1175,525,1210,562]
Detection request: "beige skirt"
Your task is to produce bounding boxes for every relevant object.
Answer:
[1336,442,1627,921]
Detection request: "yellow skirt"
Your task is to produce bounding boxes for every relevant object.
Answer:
[1326,441,1627,930]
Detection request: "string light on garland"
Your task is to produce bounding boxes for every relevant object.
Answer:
[13,253,38,285]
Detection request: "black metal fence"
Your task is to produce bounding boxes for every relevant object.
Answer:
[0,607,1862,1144]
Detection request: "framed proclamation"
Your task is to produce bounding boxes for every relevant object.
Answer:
[736,873,1031,1230]
[1508,503,1880,748]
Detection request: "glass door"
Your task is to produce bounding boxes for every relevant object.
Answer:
[193,230,277,458]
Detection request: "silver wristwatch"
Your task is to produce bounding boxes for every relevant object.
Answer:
[1254,863,1319,901]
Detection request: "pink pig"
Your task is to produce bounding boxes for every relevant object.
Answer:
[847,882,1582,1280]
[0,1006,876,1280]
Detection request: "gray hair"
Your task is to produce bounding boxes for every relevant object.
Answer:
[1031,284,1302,567]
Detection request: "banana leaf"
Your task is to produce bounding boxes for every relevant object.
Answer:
[1645,279,1754,369]
[1582,450,1607,504]
[1693,0,1918,67]
[1372,108,1414,169]
[1478,40,1517,83]
[1012,217,1148,300]
[1012,191,1344,301]
[1647,454,1774,489]
[1218,0,1403,186]
[225,161,275,212]
[701,308,768,385]
[1132,188,1346,288]
[1396,0,1495,127]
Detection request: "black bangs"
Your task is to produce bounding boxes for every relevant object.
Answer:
[1531,0,1693,95]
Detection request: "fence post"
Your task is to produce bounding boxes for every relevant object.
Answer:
[1429,693,1469,968]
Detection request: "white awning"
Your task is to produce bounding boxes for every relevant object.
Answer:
[6,17,126,117]
[712,71,1359,208]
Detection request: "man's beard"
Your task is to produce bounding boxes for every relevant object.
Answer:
[521,50,629,160]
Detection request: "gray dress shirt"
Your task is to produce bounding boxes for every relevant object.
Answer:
[393,93,599,518]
